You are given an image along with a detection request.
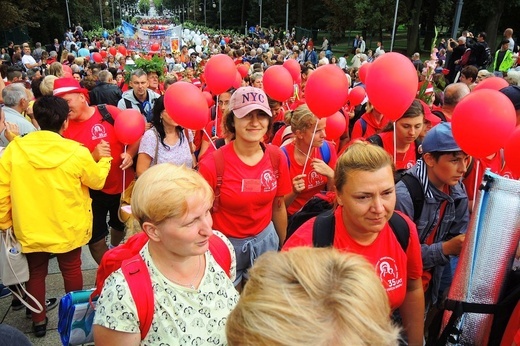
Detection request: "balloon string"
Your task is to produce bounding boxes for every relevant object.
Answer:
[215,95,219,138]
[302,121,319,175]
[472,160,480,213]
[203,128,217,150]
[122,144,127,192]
[392,122,397,165]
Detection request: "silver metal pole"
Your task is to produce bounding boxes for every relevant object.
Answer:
[451,0,464,39]
[219,0,222,31]
[259,0,262,27]
[111,0,116,29]
[285,0,289,34]
[204,0,207,26]
[99,0,104,28]
[390,0,399,52]
[65,0,71,28]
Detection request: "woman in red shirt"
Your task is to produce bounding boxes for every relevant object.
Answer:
[282,104,337,216]
[199,87,291,288]
[367,99,425,171]
[284,142,424,345]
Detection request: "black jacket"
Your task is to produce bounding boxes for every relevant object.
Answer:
[89,82,123,106]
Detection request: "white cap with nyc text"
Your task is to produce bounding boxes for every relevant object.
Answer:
[229,87,272,118]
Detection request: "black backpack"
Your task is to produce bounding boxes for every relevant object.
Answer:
[312,209,410,252]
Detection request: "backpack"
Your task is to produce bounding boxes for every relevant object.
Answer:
[280,142,331,168]
[480,45,493,68]
[285,173,425,244]
[97,104,115,126]
[89,231,232,341]
[431,110,447,123]
[312,209,410,252]
[212,142,280,213]
[460,48,472,67]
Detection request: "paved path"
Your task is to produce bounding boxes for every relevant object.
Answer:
[0,245,98,345]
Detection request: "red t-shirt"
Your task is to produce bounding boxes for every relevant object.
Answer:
[378,132,418,171]
[198,142,291,238]
[463,151,518,202]
[283,207,423,310]
[350,112,390,141]
[63,105,133,194]
[284,142,337,215]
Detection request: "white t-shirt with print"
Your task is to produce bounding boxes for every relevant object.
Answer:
[93,238,239,345]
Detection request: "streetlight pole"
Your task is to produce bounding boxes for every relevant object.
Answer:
[99,0,104,28]
[452,0,464,39]
[390,0,399,52]
[204,0,207,26]
[65,0,71,28]
[111,0,116,29]
[259,0,262,27]
[285,0,288,33]
[219,0,222,31]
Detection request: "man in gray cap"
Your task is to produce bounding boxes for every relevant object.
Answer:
[395,122,469,309]
[500,85,520,126]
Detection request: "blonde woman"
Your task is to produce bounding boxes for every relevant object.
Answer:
[48,62,64,77]
[282,104,337,217]
[93,164,239,345]
[284,142,425,345]
[226,247,401,346]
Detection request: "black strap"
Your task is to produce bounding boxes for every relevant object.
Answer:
[367,134,383,148]
[97,104,114,126]
[360,118,367,137]
[400,174,424,223]
[214,138,226,149]
[124,98,133,110]
[387,212,409,252]
[312,210,335,247]
[313,210,409,252]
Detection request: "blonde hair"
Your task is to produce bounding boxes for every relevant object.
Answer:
[40,75,58,96]
[226,247,400,346]
[131,164,213,226]
[49,62,64,77]
[288,104,317,133]
[335,141,394,192]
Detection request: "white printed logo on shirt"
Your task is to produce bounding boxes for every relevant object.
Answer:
[91,124,108,141]
[376,256,403,292]
[260,169,277,192]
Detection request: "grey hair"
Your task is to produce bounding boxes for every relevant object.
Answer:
[98,70,113,83]
[131,68,147,78]
[3,83,27,107]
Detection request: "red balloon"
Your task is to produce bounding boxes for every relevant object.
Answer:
[151,43,160,52]
[118,45,127,56]
[504,127,520,177]
[109,47,117,56]
[232,70,242,89]
[114,109,146,145]
[452,89,516,158]
[348,86,366,107]
[365,52,417,121]
[202,91,215,107]
[164,81,209,130]
[358,63,370,84]
[282,59,301,82]
[473,77,509,91]
[237,64,249,78]
[325,111,347,140]
[204,54,236,95]
[263,65,294,102]
[305,64,349,118]
[92,52,103,63]
[100,50,107,58]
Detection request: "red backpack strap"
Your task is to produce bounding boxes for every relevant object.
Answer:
[121,254,154,341]
[213,149,225,213]
[208,233,232,278]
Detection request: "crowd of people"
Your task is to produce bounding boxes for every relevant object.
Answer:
[0,22,519,345]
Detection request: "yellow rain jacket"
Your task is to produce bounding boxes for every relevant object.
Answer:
[0,131,111,253]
